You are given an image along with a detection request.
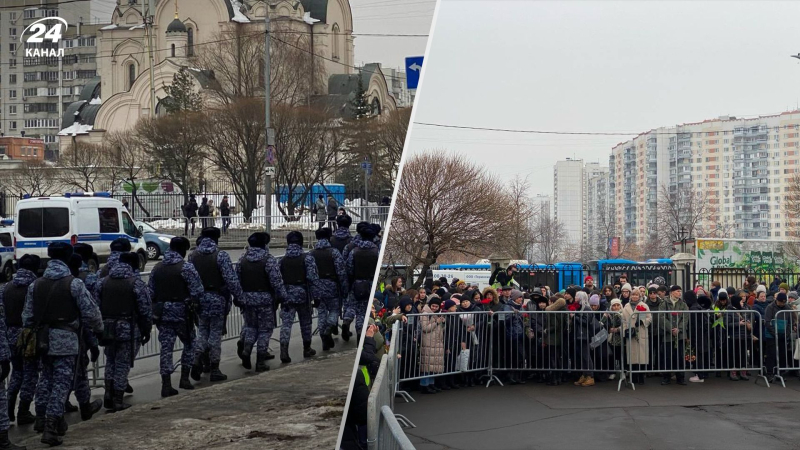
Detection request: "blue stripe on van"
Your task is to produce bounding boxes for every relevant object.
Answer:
[15,234,138,249]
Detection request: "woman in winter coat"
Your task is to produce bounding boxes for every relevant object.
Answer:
[571,291,596,387]
[712,292,730,378]
[601,299,625,378]
[457,294,484,387]
[383,277,404,311]
[622,290,652,384]
[726,293,753,381]
[688,294,712,382]
[418,298,445,394]
[441,299,465,390]
[618,283,633,306]
[525,294,548,381]
[601,285,617,304]
[386,297,418,385]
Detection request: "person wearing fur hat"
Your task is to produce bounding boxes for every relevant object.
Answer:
[621,290,651,385]
[235,232,288,372]
[188,227,243,381]
[310,227,349,352]
[418,297,445,394]
[98,237,133,278]
[25,243,104,446]
[346,224,380,342]
[274,231,320,364]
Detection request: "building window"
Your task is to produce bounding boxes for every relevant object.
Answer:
[9,59,15,68]
[9,43,16,53]
[24,9,36,19]
[187,27,194,56]
[171,44,175,57]
[0,147,5,155]
[9,28,16,38]
[10,122,16,130]
[8,74,16,84]
[128,63,136,89]
[9,12,16,21]
[9,106,16,115]
[332,24,340,60]
[8,90,16,99]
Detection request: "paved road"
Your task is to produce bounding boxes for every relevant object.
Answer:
[396,376,800,450]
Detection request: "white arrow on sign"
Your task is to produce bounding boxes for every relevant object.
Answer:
[409,63,422,71]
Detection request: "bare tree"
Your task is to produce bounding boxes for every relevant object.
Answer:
[57,141,106,192]
[135,112,207,203]
[496,176,539,260]
[368,108,410,189]
[203,98,267,220]
[388,152,511,288]
[531,214,568,264]
[196,24,322,106]
[783,172,800,259]
[656,184,708,253]
[7,160,57,196]
[106,130,150,217]
[272,104,344,218]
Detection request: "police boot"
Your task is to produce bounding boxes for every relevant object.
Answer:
[265,349,275,360]
[209,363,227,382]
[331,323,339,335]
[16,401,35,425]
[125,383,134,394]
[280,343,291,363]
[55,416,67,436]
[103,380,114,410]
[341,320,352,342]
[179,365,194,390]
[321,333,332,351]
[255,355,269,373]
[79,399,102,421]
[7,392,16,423]
[236,339,244,359]
[63,400,77,413]
[303,341,317,358]
[33,416,44,433]
[112,390,131,412]
[0,429,25,449]
[190,354,203,381]
[40,417,61,447]
[239,343,252,370]
[161,375,178,398]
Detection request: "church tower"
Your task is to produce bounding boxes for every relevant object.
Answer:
[165,1,188,59]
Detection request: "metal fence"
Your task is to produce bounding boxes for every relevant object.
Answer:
[390,308,773,398]
[770,309,800,387]
[368,322,416,450]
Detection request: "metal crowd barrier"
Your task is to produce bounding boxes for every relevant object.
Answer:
[625,309,768,389]
[368,323,415,450]
[391,308,774,394]
[770,309,800,387]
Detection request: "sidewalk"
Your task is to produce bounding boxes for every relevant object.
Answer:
[396,377,800,450]
[10,321,358,449]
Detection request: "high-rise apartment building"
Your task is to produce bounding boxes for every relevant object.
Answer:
[0,1,113,159]
[584,164,610,253]
[553,158,584,245]
[609,111,800,244]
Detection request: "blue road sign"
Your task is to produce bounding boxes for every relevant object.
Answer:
[405,56,424,89]
[360,161,373,170]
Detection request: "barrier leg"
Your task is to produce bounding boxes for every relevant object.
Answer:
[394,414,416,429]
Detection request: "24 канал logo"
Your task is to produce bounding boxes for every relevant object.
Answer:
[21,17,68,58]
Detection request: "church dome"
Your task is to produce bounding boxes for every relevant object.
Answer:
[167,17,187,33]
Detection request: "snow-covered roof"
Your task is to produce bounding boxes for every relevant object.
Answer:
[58,123,94,137]
[89,97,102,105]
[100,24,118,30]
[230,0,251,23]
[129,24,145,30]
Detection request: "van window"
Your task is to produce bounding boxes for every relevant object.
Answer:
[18,208,69,238]
[122,211,137,237]
[98,208,120,233]
[0,233,11,247]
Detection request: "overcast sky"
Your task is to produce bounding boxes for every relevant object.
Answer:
[351,0,435,71]
[407,0,800,197]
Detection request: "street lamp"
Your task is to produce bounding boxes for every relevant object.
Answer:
[791,54,800,61]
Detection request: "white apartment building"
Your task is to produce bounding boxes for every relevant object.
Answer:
[553,158,584,245]
[609,111,800,245]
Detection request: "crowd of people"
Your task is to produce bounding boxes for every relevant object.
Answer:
[0,214,382,448]
[354,265,800,403]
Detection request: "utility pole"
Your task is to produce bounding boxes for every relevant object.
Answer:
[264,12,275,232]
[146,0,156,115]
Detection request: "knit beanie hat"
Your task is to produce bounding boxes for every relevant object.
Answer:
[777,292,788,302]
[443,299,457,310]
[621,283,632,292]
[589,294,600,306]
[756,284,767,294]
[780,283,790,291]
[610,299,622,307]
[790,291,799,301]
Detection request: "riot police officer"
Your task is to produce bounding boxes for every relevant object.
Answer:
[148,237,203,397]
[347,224,380,340]
[278,231,319,363]
[310,228,348,351]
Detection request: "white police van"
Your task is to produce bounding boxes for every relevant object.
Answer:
[0,219,15,281]
[14,193,148,272]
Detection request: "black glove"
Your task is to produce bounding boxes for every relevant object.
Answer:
[89,346,100,363]
[141,328,152,345]
[94,331,104,343]
[0,360,9,382]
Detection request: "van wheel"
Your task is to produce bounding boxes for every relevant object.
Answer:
[2,262,12,282]
[137,251,147,273]
[146,243,160,260]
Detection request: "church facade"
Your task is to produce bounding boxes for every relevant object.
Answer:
[59,0,397,151]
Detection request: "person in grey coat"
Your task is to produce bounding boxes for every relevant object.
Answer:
[315,195,326,230]
[326,196,338,230]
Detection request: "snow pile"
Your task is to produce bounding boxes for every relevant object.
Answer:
[100,24,118,31]
[129,24,145,30]
[303,12,320,25]
[230,0,251,23]
[58,123,93,136]
[89,97,102,105]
